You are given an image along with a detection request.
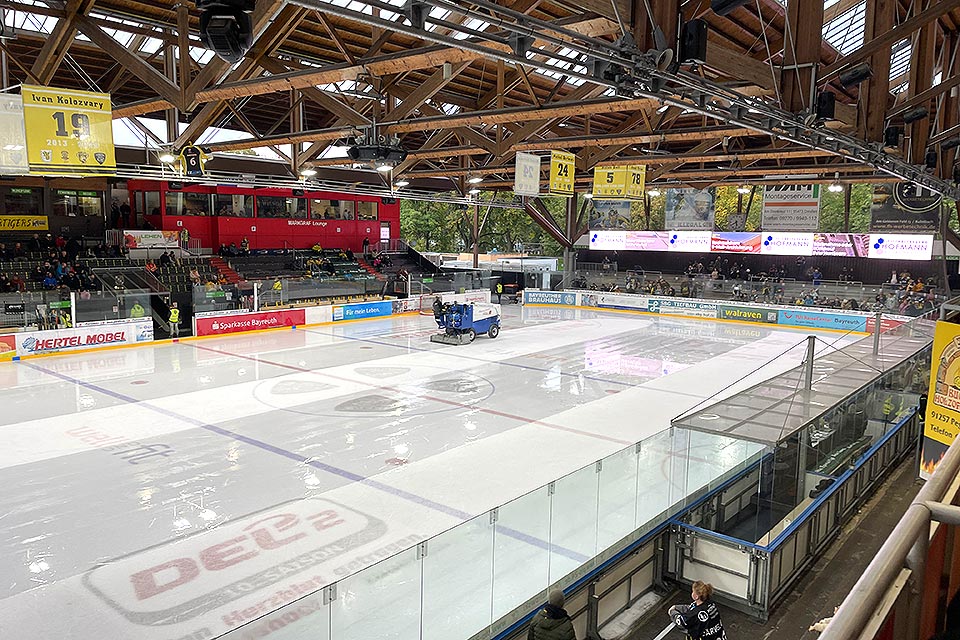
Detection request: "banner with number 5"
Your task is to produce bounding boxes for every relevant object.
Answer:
[21,85,116,176]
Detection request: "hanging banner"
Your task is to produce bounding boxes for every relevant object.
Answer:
[761,184,821,231]
[665,188,715,230]
[0,94,28,175]
[625,165,646,200]
[549,150,575,196]
[514,152,541,197]
[588,200,632,229]
[0,215,48,231]
[592,166,627,199]
[870,182,942,233]
[923,321,960,478]
[21,85,116,176]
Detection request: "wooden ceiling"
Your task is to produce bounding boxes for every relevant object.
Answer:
[2,0,958,193]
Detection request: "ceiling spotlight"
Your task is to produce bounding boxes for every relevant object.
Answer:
[941,137,960,151]
[902,106,929,124]
[375,161,394,173]
[736,185,750,194]
[582,192,594,199]
[827,172,843,192]
[394,180,410,187]
[467,176,483,184]
[838,62,873,87]
[647,188,661,197]
[299,168,317,177]
[198,0,255,64]
[468,188,481,195]
[159,152,176,164]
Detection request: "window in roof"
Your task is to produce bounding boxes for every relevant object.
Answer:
[889,38,911,81]
[822,2,865,55]
[139,37,164,55]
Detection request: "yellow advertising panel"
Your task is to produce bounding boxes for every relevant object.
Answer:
[21,85,116,176]
[592,165,627,199]
[923,321,960,476]
[0,215,48,231]
[549,150,575,196]
[625,165,646,200]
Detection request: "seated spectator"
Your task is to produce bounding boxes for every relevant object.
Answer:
[228,243,239,257]
[42,272,57,289]
[189,267,201,283]
[240,238,250,255]
[13,242,25,258]
[218,244,229,257]
[158,251,171,267]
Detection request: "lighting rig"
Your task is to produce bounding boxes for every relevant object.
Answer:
[279,0,960,200]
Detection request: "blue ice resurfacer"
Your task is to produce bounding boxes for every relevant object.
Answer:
[430,301,501,345]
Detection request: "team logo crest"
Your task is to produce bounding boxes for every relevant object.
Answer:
[697,610,710,622]
[40,149,52,162]
[94,152,106,165]
[78,151,89,164]
[61,150,70,162]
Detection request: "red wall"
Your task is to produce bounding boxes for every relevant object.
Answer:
[128,180,399,252]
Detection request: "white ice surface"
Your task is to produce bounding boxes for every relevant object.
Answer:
[0,306,863,640]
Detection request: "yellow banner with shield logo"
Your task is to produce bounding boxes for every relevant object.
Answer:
[549,151,575,196]
[21,85,116,176]
[0,215,48,231]
[922,321,960,477]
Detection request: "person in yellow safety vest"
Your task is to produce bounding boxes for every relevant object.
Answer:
[130,301,146,318]
[272,278,282,292]
[882,394,902,421]
[495,281,503,303]
[169,302,181,338]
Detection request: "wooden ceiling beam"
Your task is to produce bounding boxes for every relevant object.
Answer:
[595,146,836,166]
[74,14,183,109]
[30,0,97,84]
[858,0,894,142]
[511,126,759,151]
[389,61,472,121]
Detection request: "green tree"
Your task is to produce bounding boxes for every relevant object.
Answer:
[818,184,872,232]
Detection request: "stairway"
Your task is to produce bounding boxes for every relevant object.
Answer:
[210,257,243,284]
[356,258,387,281]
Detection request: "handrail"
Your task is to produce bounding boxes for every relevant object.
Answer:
[820,416,960,638]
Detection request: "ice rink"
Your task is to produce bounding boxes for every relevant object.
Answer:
[0,305,865,639]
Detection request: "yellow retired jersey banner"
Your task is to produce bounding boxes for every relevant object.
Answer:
[0,215,48,231]
[21,85,116,176]
[922,320,960,478]
[549,151,575,196]
[592,165,627,199]
[625,165,646,200]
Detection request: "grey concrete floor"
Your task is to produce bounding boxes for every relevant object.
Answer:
[626,454,922,640]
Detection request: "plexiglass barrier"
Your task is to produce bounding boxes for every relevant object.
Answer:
[212,427,765,640]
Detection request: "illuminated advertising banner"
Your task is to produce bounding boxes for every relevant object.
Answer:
[867,234,934,260]
[812,233,870,257]
[710,232,761,253]
[760,232,814,256]
[589,230,933,260]
[666,231,712,253]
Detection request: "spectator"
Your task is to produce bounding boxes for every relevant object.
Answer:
[668,581,726,640]
[811,267,823,286]
[130,301,146,318]
[240,237,250,255]
[527,590,576,640]
[55,234,66,251]
[13,242,25,259]
[42,272,57,289]
[362,236,371,258]
[158,251,172,268]
[145,260,158,273]
[120,200,132,227]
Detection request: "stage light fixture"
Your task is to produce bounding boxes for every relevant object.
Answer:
[925,150,938,170]
[902,106,929,124]
[736,185,750,194]
[197,0,255,64]
[884,126,901,147]
[838,63,873,87]
[942,137,960,151]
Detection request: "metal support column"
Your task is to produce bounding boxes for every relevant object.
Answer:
[563,195,578,287]
[804,335,816,390]
[873,312,882,355]
[472,201,480,269]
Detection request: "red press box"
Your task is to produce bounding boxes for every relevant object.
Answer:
[195,309,306,337]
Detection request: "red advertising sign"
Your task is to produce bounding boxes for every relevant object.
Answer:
[865,316,907,334]
[194,309,306,336]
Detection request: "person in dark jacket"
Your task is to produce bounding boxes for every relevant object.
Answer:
[528,589,576,640]
[668,581,726,640]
